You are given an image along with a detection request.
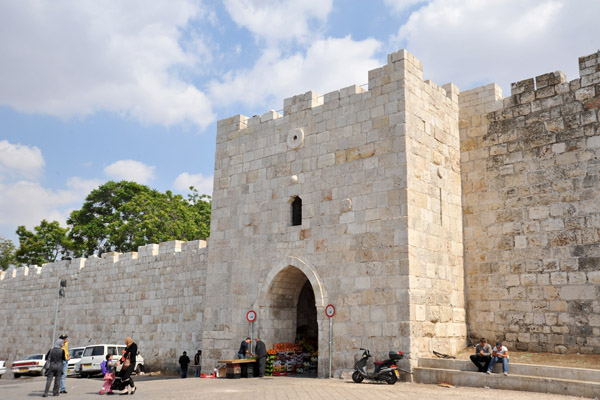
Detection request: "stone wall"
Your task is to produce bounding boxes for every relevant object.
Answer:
[461,51,600,353]
[0,240,207,372]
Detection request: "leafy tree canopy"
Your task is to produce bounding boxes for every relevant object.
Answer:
[15,220,72,266]
[14,181,211,265]
[68,181,211,257]
[0,237,18,270]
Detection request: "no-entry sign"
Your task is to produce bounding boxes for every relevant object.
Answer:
[325,304,335,318]
[246,310,257,322]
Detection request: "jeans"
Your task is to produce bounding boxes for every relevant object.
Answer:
[60,360,68,391]
[194,365,201,377]
[487,356,509,373]
[180,366,188,378]
[237,353,245,359]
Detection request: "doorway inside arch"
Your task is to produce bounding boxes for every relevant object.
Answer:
[262,265,318,376]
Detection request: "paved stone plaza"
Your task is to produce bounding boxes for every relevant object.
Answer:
[0,375,585,400]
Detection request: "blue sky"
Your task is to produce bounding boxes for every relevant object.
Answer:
[1,0,599,244]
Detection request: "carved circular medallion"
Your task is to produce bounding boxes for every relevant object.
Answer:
[287,128,305,149]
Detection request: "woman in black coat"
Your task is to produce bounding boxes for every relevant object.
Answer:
[43,339,67,397]
[118,337,137,395]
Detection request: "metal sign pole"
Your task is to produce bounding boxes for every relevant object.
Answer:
[329,317,332,378]
[51,296,59,347]
[250,321,254,354]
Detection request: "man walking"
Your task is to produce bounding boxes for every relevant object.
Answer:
[178,351,190,378]
[254,336,267,377]
[469,337,492,372]
[59,334,69,393]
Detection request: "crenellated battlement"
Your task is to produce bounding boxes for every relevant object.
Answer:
[216,49,457,139]
[0,239,207,283]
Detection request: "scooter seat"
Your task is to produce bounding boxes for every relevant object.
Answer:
[373,361,387,365]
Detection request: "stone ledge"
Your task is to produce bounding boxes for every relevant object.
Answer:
[418,357,600,381]
[414,359,600,398]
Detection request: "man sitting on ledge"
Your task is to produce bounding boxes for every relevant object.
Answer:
[470,338,492,373]
[486,341,509,376]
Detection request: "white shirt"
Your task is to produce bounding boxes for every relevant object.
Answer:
[493,345,509,359]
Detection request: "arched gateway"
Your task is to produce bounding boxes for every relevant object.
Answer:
[253,257,329,376]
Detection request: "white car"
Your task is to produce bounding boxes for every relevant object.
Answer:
[11,354,47,377]
[67,347,85,376]
[0,360,6,377]
[77,344,144,377]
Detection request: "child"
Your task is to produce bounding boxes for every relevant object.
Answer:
[100,354,116,395]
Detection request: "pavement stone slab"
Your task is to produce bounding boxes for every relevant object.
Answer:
[0,375,585,400]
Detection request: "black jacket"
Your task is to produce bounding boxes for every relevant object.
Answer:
[45,347,66,374]
[122,342,137,365]
[255,340,267,359]
[179,355,190,367]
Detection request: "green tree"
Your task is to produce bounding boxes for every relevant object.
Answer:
[68,181,211,257]
[68,181,156,256]
[187,186,211,240]
[15,220,72,266]
[0,237,18,270]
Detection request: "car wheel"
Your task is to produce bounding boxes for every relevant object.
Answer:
[351,371,364,383]
[13,373,20,378]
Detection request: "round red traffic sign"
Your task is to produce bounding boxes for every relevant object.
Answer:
[246,310,257,322]
[325,304,335,318]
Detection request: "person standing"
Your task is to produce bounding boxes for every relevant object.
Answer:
[194,350,202,378]
[59,334,69,394]
[237,337,251,359]
[254,337,267,377]
[486,341,510,375]
[43,339,66,397]
[178,351,190,378]
[117,337,137,395]
[469,338,492,372]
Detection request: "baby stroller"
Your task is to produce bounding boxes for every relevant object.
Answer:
[100,360,117,395]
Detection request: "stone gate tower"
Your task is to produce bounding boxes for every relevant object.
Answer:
[201,50,466,373]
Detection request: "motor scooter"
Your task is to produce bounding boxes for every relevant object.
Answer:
[352,348,403,385]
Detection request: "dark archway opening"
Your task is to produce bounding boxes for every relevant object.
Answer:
[263,266,318,376]
[296,281,318,343]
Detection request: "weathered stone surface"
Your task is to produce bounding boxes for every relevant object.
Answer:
[1,50,599,378]
[461,50,600,353]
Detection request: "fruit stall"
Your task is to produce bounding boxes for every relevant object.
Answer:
[266,340,318,377]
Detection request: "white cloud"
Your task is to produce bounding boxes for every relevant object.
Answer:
[390,0,600,94]
[104,160,155,184]
[0,0,215,128]
[223,0,333,44]
[209,36,382,109]
[0,177,102,229]
[173,172,213,196]
[0,140,45,180]
[383,0,428,13]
